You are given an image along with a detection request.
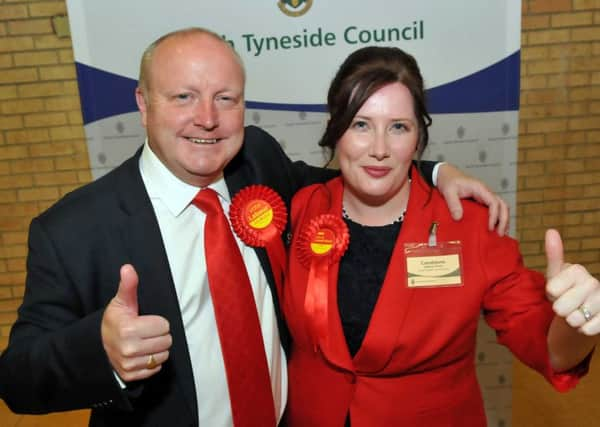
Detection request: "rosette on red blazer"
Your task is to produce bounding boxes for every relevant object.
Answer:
[297,214,349,350]
[230,185,288,299]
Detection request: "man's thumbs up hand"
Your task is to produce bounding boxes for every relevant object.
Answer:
[112,264,140,315]
[101,265,172,382]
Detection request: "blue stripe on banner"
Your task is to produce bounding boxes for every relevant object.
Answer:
[75,50,519,125]
[75,63,139,125]
[245,101,326,112]
[426,50,520,114]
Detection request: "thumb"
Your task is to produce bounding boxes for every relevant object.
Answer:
[115,264,139,314]
[545,229,564,279]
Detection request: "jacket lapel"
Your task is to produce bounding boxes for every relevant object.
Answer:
[353,168,434,373]
[115,151,198,422]
[302,178,354,371]
[223,143,293,352]
[224,142,279,286]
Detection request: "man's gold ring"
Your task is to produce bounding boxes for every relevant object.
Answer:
[147,354,158,369]
[579,305,593,322]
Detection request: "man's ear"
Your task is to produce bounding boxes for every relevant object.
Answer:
[135,87,148,127]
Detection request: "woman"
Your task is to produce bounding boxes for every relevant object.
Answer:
[282,46,599,426]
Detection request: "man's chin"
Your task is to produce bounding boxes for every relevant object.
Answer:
[183,167,225,187]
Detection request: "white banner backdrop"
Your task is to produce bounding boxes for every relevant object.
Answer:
[66,1,521,425]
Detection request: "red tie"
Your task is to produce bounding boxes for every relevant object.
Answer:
[193,188,276,427]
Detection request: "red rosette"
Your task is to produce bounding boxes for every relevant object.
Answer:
[296,214,349,269]
[297,214,349,351]
[230,185,287,247]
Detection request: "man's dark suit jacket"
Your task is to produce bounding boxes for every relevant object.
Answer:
[0,126,435,426]
[0,126,334,426]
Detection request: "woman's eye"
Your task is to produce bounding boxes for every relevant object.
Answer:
[352,120,368,130]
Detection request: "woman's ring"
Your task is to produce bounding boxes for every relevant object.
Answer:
[579,305,593,322]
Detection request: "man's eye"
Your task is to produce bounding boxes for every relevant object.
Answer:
[217,95,236,103]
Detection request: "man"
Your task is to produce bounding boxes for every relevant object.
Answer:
[0,28,508,426]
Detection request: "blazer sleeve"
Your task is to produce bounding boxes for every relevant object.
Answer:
[479,231,588,391]
[0,217,131,414]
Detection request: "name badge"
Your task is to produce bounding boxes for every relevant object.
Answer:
[404,223,463,288]
[404,242,463,288]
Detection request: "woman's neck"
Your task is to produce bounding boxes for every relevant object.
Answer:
[342,181,410,227]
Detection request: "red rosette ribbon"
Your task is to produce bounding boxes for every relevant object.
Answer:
[296,214,349,350]
[230,185,288,299]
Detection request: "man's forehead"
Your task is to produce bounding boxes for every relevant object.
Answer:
[145,31,245,90]
[155,35,239,69]
[159,32,227,54]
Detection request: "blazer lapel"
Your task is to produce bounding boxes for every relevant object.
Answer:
[115,152,198,422]
[303,178,354,371]
[323,250,355,371]
[352,168,434,373]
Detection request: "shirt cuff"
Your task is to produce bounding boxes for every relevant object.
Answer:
[113,370,127,389]
[432,161,446,187]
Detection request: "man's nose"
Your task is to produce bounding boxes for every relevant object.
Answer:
[193,100,219,129]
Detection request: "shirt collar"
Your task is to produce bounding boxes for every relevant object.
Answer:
[139,140,231,217]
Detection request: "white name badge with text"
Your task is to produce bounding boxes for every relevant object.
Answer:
[404,241,463,288]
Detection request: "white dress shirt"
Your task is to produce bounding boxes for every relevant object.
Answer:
[139,142,287,426]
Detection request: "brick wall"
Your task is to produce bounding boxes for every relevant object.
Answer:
[0,0,90,353]
[518,0,600,276]
[514,1,600,426]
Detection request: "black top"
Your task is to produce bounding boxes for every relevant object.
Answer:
[337,217,403,357]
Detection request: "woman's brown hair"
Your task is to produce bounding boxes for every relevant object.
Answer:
[319,46,432,166]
